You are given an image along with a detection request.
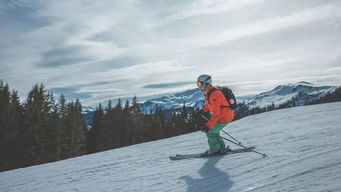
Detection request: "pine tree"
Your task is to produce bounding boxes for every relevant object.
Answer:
[152,106,166,140]
[0,81,92,171]
[115,98,123,112]
[131,96,141,115]
[0,81,12,171]
[9,90,28,168]
[181,101,188,120]
[113,98,123,147]
[180,101,191,132]
[68,99,87,157]
[86,104,105,153]
[56,94,67,160]
[45,92,59,162]
[24,84,53,165]
[122,99,133,146]
[130,96,143,144]
[103,100,116,149]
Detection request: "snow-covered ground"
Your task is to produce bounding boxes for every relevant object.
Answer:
[1,102,341,192]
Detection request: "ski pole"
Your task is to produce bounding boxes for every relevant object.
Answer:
[219,135,267,158]
[221,129,242,145]
[200,114,242,144]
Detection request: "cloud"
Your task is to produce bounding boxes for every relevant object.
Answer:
[51,86,92,100]
[1,0,340,106]
[38,46,91,68]
[185,4,341,49]
[323,67,341,75]
[142,81,193,89]
[148,0,264,29]
[98,60,195,82]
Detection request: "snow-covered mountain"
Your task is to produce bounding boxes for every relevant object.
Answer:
[140,82,336,113]
[81,106,95,114]
[81,82,336,126]
[246,81,336,109]
[81,106,95,129]
[140,88,204,113]
[1,102,341,191]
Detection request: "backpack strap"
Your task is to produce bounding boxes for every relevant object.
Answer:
[206,87,218,103]
[206,87,230,108]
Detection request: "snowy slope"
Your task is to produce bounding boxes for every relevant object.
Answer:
[1,102,341,192]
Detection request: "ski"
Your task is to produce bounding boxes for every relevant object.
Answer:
[169,146,256,160]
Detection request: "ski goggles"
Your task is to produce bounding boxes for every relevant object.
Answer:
[197,81,203,87]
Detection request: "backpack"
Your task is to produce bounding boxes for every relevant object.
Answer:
[207,86,237,109]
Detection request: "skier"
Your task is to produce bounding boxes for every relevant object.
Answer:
[196,74,235,156]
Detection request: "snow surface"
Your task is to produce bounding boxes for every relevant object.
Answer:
[1,102,341,192]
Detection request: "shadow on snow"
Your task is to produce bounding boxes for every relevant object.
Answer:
[180,156,233,192]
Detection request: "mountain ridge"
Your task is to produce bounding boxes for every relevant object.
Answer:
[82,82,337,124]
[139,82,336,113]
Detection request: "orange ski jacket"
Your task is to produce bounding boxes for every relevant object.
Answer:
[202,85,234,128]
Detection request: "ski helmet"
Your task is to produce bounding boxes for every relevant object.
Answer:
[197,74,212,88]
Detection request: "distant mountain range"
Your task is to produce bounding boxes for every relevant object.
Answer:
[139,81,336,113]
[82,81,337,125]
[245,81,336,108]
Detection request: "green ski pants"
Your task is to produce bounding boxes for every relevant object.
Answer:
[206,122,229,153]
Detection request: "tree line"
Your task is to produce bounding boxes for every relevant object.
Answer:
[2,80,339,172]
[87,98,200,153]
[0,81,87,172]
[0,81,198,172]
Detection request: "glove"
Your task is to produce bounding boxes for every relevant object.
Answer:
[201,125,210,133]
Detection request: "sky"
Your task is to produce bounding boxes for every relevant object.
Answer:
[1,0,341,107]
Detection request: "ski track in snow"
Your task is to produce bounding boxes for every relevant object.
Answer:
[1,102,341,192]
